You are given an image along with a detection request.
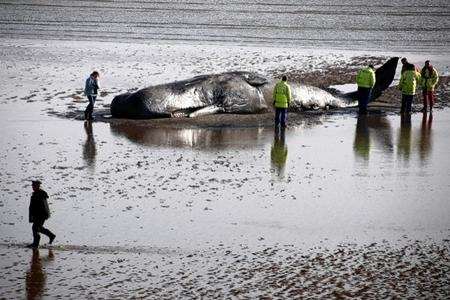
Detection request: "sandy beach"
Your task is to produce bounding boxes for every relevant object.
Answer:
[1,0,450,298]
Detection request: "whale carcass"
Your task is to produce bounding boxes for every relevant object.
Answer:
[110,57,398,119]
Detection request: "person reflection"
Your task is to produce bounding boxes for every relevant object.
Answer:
[83,121,96,168]
[397,113,412,162]
[354,114,394,162]
[370,115,394,154]
[25,248,54,300]
[418,112,433,162]
[271,128,288,179]
[353,115,370,160]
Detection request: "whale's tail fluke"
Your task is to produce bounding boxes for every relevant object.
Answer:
[371,57,399,100]
[345,57,399,101]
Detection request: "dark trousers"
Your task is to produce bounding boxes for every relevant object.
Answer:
[275,108,288,127]
[401,94,413,113]
[84,95,96,120]
[32,219,54,246]
[357,87,371,114]
[422,91,434,110]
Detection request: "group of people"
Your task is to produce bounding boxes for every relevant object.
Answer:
[272,58,439,128]
[356,58,439,115]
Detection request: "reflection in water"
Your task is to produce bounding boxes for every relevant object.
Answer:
[398,114,412,162]
[25,249,54,300]
[354,115,370,160]
[110,122,271,150]
[419,112,433,163]
[353,114,393,161]
[83,121,96,167]
[271,128,288,179]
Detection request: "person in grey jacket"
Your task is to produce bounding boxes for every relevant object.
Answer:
[27,180,55,248]
[84,71,100,120]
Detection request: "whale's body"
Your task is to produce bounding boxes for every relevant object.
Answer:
[111,58,398,119]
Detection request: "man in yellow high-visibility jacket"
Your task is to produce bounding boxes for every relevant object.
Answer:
[272,75,292,128]
[356,65,376,114]
[420,60,439,112]
[398,63,421,114]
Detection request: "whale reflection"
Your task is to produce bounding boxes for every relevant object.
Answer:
[109,122,273,150]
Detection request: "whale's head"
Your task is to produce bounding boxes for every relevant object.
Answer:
[111,72,271,118]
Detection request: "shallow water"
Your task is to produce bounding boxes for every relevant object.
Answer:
[0,0,449,52]
[1,104,449,251]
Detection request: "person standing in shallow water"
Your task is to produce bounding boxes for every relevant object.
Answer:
[273,75,292,128]
[356,65,376,114]
[27,180,55,248]
[84,71,100,120]
[398,63,421,114]
[420,60,439,112]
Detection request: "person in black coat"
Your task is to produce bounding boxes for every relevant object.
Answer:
[27,180,55,248]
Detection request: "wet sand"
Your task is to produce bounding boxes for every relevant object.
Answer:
[1,38,450,298]
[1,240,449,299]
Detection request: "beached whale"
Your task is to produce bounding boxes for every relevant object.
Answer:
[110,57,398,119]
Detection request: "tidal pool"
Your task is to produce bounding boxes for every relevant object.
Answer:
[1,105,449,251]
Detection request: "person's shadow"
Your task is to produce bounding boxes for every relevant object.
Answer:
[271,128,288,179]
[418,112,433,163]
[397,114,412,162]
[25,248,54,300]
[83,121,97,168]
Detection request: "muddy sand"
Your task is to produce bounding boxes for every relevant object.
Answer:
[1,240,449,299]
[1,38,450,299]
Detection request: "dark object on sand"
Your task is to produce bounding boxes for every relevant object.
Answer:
[111,72,271,118]
[111,58,398,119]
[371,57,399,100]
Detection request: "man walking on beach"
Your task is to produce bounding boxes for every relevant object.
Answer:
[273,75,292,128]
[356,65,376,114]
[27,180,55,248]
[420,60,439,112]
[84,71,100,120]
[399,63,421,114]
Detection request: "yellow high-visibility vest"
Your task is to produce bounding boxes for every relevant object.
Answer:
[273,81,292,108]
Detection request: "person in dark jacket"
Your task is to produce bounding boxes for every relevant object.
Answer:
[84,71,100,120]
[27,180,55,248]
